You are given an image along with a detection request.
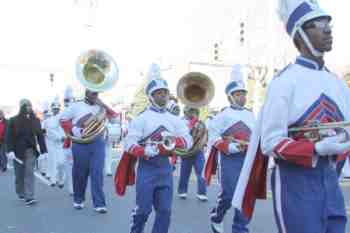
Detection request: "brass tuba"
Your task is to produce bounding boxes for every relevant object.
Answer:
[175,72,215,157]
[176,72,215,108]
[69,49,119,144]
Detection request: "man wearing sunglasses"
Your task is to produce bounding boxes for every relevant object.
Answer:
[253,0,350,232]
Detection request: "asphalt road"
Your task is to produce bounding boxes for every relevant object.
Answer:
[0,167,349,233]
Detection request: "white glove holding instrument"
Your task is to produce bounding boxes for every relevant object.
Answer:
[7,151,15,160]
[228,142,241,154]
[72,126,83,137]
[315,132,350,156]
[144,144,159,158]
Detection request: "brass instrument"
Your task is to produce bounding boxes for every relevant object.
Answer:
[288,121,350,132]
[69,49,119,144]
[175,72,215,157]
[177,72,215,108]
[144,131,177,151]
[288,121,350,142]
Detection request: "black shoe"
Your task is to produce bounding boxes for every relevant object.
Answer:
[50,183,56,187]
[58,184,64,189]
[18,196,25,201]
[25,199,37,206]
[1,167,7,172]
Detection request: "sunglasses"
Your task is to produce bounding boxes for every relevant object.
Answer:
[303,20,333,30]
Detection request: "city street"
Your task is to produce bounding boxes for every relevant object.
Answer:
[1,166,350,233]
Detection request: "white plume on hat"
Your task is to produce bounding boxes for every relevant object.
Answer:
[225,64,246,95]
[64,85,74,100]
[145,63,169,96]
[42,101,50,112]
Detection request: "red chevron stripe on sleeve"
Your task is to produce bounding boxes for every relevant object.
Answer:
[214,139,230,155]
[60,120,73,134]
[175,137,186,149]
[128,145,145,158]
[273,139,315,167]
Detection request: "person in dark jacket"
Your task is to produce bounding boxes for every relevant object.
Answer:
[6,99,47,206]
[0,110,8,172]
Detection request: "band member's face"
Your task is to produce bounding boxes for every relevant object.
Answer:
[303,17,333,52]
[85,90,98,104]
[25,103,33,113]
[152,88,169,107]
[64,98,71,107]
[52,108,60,115]
[231,90,247,107]
[185,108,199,119]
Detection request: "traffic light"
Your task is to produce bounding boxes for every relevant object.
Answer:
[214,43,219,61]
[49,73,54,87]
[239,22,245,45]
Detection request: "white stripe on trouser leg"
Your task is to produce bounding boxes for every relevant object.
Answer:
[129,206,138,232]
[275,166,287,233]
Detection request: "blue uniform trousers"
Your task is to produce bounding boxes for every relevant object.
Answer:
[210,153,250,233]
[177,150,207,195]
[72,136,106,208]
[272,158,347,233]
[130,156,173,233]
[336,159,346,178]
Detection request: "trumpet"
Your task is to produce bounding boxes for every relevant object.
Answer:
[288,121,350,142]
[143,132,176,151]
[288,121,350,132]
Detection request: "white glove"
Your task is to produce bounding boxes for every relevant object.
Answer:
[144,144,159,158]
[228,142,240,154]
[72,126,82,137]
[7,152,15,160]
[315,134,350,156]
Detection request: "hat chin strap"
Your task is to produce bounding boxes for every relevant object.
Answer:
[228,95,244,109]
[297,27,323,58]
[149,95,167,111]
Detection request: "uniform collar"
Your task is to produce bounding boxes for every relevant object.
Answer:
[149,105,167,113]
[295,56,324,70]
[230,104,244,111]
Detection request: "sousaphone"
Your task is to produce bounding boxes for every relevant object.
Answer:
[175,72,215,157]
[69,49,119,144]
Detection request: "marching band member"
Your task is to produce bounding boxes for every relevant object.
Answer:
[233,1,350,232]
[0,110,9,172]
[6,99,47,205]
[62,86,74,195]
[115,63,192,233]
[205,65,255,233]
[105,115,122,176]
[60,89,116,214]
[38,102,50,177]
[177,106,208,201]
[45,98,66,188]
